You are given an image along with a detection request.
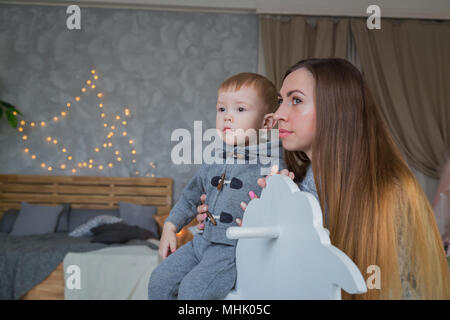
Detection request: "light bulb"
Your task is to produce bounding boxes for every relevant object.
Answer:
[88,164,93,168]
[97,93,103,98]
[91,69,96,74]
[67,103,71,107]
[103,123,107,127]
[75,97,80,101]
[101,113,105,118]
[108,163,113,168]
[132,159,136,163]
[68,156,72,160]
[122,132,127,136]
[62,148,67,153]
[18,127,23,132]
[48,166,52,171]
[115,151,120,155]
[31,155,36,159]
[99,103,103,108]
[95,148,99,152]
[30,122,35,127]
[117,157,122,162]
[13,111,17,116]
[87,80,91,85]
[47,137,52,141]
[53,139,58,144]
[41,121,45,127]
[54,116,59,121]
[103,143,107,148]
[99,165,103,170]
[61,112,66,117]
[111,125,115,130]
[78,163,82,168]
[108,142,112,147]
[122,121,126,125]
[116,115,120,120]
[24,148,29,153]
[131,150,136,154]
[91,84,96,89]
[22,135,27,140]
[94,75,99,80]
[72,168,76,173]
[83,162,87,167]
[129,140,133,144]
[41,163,46,168]
[20,120,25,125]
[61,164,66,169]
[81,88,86,92]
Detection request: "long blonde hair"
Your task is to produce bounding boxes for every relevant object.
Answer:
[283,58,450,299]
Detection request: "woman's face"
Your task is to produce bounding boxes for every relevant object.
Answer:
[275,67,316,159]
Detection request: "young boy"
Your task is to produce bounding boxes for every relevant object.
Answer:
[148,72,283,300]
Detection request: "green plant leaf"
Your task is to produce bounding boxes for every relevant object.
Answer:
[5,110,17,128]
[0,100,16,109]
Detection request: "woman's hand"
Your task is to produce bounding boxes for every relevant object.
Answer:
[159,221,177,259]
[237,166,295,226]
[196,194,208,230]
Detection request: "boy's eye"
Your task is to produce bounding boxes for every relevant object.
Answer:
[218,107,226,112]
[238,106,245,112]
[278,98,283,105]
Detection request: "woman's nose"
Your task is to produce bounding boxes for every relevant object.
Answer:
[273,105,288,122]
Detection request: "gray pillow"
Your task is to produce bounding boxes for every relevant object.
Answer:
[10,202,64,236]
[119,202,159,236]
[68,208,120,232]
[0,209,19,233]
[56,203,71,232]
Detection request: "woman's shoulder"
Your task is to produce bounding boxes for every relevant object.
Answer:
[297,164,319,200]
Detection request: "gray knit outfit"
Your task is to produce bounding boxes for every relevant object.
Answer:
[148,138,284,300]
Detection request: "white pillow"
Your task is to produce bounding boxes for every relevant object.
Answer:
[69,215,122,237]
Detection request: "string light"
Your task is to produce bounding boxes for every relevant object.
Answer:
[18,68,152,176]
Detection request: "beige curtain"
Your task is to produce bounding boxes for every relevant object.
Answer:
[351,19,450,179]
[260,16,349,89]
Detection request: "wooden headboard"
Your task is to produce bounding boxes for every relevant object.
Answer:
[0,174,173,219]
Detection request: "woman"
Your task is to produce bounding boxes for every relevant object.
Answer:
[196,58,449,299]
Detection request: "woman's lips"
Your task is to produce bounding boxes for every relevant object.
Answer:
[279,128,293,138]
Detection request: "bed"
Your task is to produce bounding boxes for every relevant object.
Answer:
[0,173,193,300]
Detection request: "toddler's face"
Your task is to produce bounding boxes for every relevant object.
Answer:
[216,86,268,146]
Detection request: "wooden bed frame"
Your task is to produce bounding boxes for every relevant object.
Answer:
[0,173,176,300]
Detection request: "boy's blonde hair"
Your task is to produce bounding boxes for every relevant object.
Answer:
[219,72,279,114]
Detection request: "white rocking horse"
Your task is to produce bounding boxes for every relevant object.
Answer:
[225,174,367,299]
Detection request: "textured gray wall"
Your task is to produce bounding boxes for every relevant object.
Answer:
[0,4,258,204]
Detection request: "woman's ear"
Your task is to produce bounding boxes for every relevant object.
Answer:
[263,113,277,129]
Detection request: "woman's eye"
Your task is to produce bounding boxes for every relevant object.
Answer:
[278,98,283,105]
[292,97,302,105]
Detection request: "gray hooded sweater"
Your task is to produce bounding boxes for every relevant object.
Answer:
[166,137,285,246]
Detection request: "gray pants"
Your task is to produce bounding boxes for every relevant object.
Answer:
[148,234,237,300]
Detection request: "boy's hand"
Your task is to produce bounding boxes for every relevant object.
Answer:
[159,221,177,259]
